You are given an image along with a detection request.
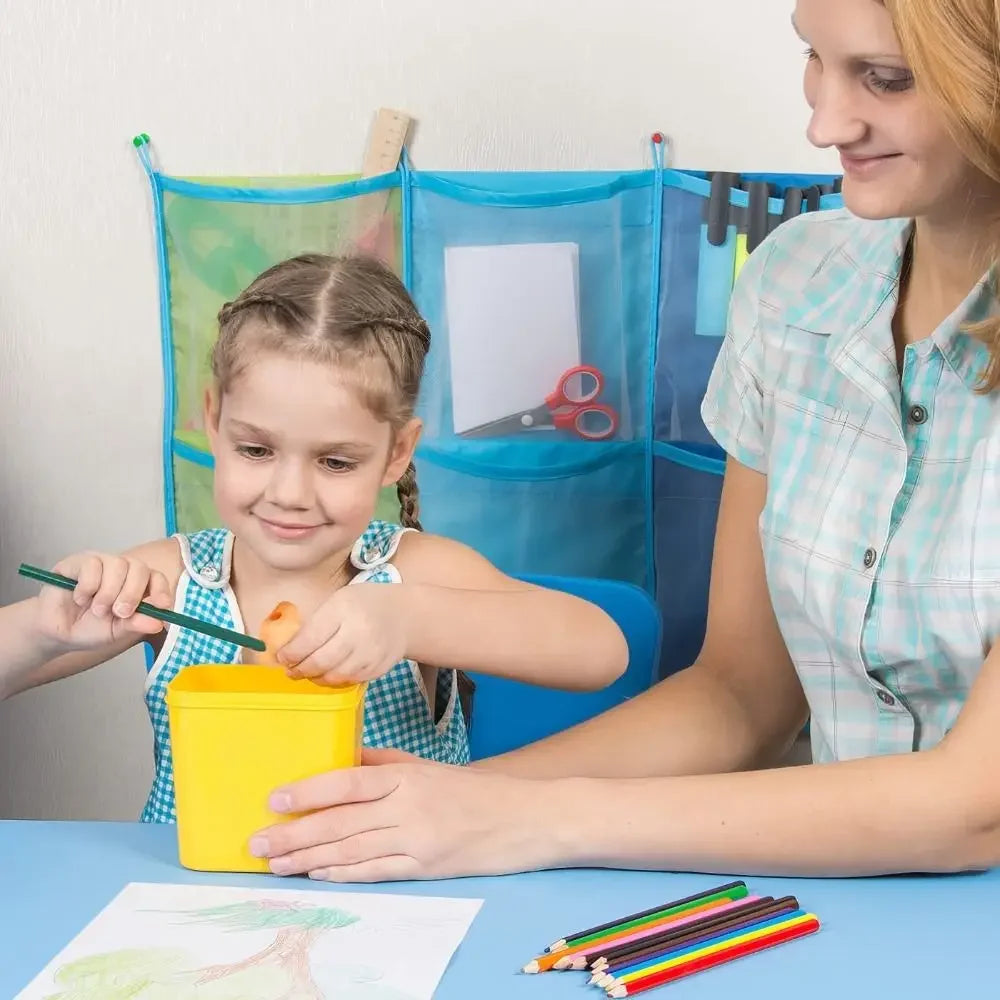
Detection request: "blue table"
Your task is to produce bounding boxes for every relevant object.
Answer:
[1,820,995,997]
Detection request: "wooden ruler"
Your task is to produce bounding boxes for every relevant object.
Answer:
[353,108,413,259]
[362,107,413,177]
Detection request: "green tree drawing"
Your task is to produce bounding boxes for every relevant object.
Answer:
[173,899,360,998]
[43,898,360,1000]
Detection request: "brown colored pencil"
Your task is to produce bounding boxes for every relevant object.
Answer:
[589,895,798,972]
[590,899,800,987]
[560,895,773,972]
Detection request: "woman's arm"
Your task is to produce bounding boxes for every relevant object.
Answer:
[250,458,1000,880]
[390,532,631,691]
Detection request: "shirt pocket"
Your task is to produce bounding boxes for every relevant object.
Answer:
[930,434,1000,583]
[761,388,849,547]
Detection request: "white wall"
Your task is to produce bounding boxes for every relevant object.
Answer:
[0,0,835,821]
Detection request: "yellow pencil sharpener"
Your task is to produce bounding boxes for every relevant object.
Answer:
[165,665,365,873]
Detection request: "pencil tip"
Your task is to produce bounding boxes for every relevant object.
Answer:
[553,957,571,970]
[521,961,539,974]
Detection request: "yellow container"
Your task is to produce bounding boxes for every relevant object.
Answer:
[165,665,365,873]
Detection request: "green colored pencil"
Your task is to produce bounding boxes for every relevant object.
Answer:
[18,563,266,652]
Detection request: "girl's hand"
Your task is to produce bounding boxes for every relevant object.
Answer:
[34,551,173,652]
[277,585,407,685]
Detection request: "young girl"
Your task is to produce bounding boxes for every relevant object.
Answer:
[0,252,628,825]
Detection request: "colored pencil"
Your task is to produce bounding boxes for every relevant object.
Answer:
[589,896,798,974]
[18,563,266,652]
[545,880,746,951]
[592,903,800,987]
[611,911,808,987]
[604,916,821,996]
[563,895,769,971]
[550,882,749,956]
[525,896,741,974]
[610,912,817,988]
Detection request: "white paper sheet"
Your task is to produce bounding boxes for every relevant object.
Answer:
[444,241,581,434]
[16,881,482,1000]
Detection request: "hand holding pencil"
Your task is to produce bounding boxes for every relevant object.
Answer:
[27,551,174,650]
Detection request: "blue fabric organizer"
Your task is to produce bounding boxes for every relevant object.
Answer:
[136,136,843,681]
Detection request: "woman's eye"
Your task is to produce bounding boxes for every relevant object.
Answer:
[237,444,271,460]
[868,69,914,93]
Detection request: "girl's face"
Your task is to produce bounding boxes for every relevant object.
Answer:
[205,350,419,574]
[795,0,986,223]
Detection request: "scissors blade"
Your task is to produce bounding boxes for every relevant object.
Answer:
[461,405,550,437]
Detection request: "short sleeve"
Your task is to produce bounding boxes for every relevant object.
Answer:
[699,237,775,474]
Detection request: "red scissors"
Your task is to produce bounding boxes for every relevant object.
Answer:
[463,365,619,440]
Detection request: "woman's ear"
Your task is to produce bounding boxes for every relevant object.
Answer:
[382,418,422,487]
[203,388,221,453]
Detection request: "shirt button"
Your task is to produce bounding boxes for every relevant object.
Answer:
[908,404,927,424]
[876,689,896,707]
[863,547,877,569]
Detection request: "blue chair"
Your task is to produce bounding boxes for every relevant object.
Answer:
[465,575,663,760]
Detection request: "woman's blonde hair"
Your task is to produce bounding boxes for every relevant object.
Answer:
[212,253,428,528]
[883,0,1000,388]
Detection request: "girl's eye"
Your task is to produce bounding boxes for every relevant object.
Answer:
[868,70,914,93]
[322,457,357,473]
[803,47,818,62]
[236,444,272,460]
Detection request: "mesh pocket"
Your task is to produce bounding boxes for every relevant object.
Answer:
[410,173,654,445]
[652,445,724,679]
[416,439,647,588]
[163,184,402,445]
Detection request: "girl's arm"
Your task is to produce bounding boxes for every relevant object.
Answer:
[392,532,630,690]
[0,539,181,701]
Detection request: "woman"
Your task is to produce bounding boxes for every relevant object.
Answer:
[248,0,1000,882]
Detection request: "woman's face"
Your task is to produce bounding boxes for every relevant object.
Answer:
[795,0,982,223]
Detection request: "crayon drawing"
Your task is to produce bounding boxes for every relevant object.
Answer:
[14,882,482,1000]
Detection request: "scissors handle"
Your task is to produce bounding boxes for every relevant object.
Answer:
[547,365,605,409]
[552,403,618,441]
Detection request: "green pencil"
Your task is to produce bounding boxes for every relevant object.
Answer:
[18,563,266,653]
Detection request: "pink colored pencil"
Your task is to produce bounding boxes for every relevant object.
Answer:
[557,896,765,970]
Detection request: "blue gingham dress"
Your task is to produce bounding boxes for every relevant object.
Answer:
[140,520,470,824]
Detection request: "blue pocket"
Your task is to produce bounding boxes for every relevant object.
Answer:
[410,171,655,443]
[407,170,657,592]
[652,443,725,679]
[416,439,648,589]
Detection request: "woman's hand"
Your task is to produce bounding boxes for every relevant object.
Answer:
[277,585,408,685]
[34,551,172,652]
[249,749,572,881]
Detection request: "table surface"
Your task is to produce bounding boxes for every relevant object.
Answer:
[1,820,996,998]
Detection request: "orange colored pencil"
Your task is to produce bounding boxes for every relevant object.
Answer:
[521,897,741,973]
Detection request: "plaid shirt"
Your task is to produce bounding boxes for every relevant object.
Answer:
[701,207,1000,763]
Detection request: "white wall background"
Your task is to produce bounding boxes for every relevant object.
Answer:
[0,0,835,821]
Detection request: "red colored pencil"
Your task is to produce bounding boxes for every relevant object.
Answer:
[605,916,821,996]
